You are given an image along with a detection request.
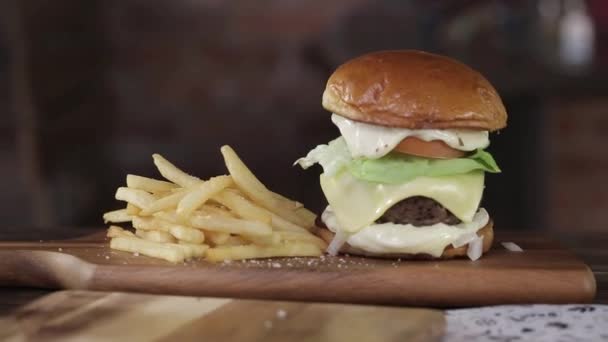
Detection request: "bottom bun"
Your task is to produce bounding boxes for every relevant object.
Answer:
[317,220,494,260]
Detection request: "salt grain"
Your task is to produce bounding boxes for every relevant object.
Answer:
[276,309,287,319]
[105,256,110,260]
[272,262,281,268]
[58,248,63,252]
[133,252,139,257]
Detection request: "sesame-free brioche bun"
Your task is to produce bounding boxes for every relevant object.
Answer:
[316,220,494,259]
[322,50,507,131]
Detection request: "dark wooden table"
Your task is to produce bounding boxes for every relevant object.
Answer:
[0,227,606,315]
[554,231,608,304]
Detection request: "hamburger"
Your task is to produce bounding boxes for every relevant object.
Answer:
[296,50,507,260]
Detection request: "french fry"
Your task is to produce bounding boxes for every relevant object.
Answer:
[206,242,322,262]
[213,190,272,224]
[135,229,176,243]
[126,174,177,193]
[139,190,187,216]
[169,225,205,244]
[220,145,311,228]
[134,216,204,244]
[133,215,174,231]
[176,175,233,219]
[126,203,141,215]
[215,189,309,233]
[199,205,235,218]
[152,154,200,187]
[115,187,157,209]
[293,207,317,228]
[241,232,281,246]
[103,209,132,224]
[269,213,310,234]
[177,242,209,258]
[151,210,178,222]
[156,210,249,237]
[205,231,231,246]
[270,191,319,227]
[107,225,135,238]
[271,191,303,209]
[132,216,169,232]
[107,148,323,263]
[190,214,272,237]
[277,231,328,250]
[221,235,248,246]
[110,237,187,263]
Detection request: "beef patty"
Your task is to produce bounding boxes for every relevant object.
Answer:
[375,196,461,226]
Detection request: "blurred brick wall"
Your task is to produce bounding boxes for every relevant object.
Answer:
[0,4,33,226]
[0,0,115,226]
[546,97,608,232]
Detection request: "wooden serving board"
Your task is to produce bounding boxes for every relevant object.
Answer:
[0,290,445,341]
[0,231,596,307]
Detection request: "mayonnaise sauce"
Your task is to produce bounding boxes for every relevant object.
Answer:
[331,114,489,159]
[322,206,489,257]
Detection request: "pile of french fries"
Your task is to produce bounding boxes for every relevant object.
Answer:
[103,146,326,263]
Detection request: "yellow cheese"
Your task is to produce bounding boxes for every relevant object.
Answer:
[320,171,484,233]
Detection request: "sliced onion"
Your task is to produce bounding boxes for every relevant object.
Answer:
[467,235,484,261]
[501,242,523,252]
[452,232,478,248]
[326,230,348,256]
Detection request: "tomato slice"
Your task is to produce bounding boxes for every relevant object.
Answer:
[393,137,466,159]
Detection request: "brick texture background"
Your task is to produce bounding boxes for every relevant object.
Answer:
[546,97,608,232]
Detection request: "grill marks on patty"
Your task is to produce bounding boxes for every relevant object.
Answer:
[376,196,461,226]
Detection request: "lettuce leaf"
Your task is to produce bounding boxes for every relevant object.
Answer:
[348,149,500,184]
[294,137,351,177]
[296,137,501,184]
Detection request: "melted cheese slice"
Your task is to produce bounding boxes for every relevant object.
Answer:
[320,170,485,233]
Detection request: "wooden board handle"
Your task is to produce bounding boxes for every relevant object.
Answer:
[0,250,95,289]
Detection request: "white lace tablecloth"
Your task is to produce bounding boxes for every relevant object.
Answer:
[445,305,608,341]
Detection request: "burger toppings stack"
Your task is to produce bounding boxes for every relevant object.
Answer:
[297,50,507,260]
